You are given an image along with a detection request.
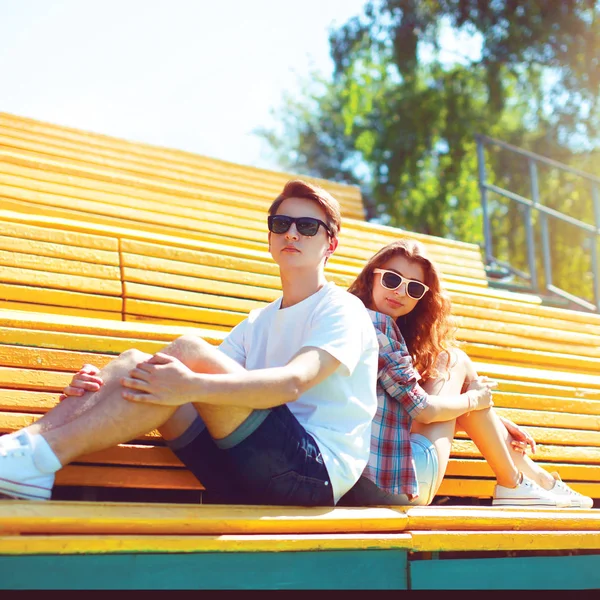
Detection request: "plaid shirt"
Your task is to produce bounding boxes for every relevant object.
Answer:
[363,309,430,498]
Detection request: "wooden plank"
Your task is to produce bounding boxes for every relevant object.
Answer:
[0,534,413,555]
[0,345,113,370]
[405,506,600,531]
[493,406,600,431]
[0,300,121,321]
[0,367,70,391]
[492,391,600,414]
[409,553,600,590]
[125,298,247,327]
[55,464,201,490]
[445,458,600,482]
[0,282,123,312]
[457,315,600,351]
[122,254,281,291]
[0,500,410,535]
[0,234,119,265]
[438,477,600,499]
[124,282,265,312]
[0,265,122,295]
[0,550,407,590]
[124,314,234,331]
[0,219,119,251]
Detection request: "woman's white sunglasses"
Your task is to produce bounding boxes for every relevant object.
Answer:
[374,268,429,300]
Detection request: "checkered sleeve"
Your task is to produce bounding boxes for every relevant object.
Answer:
[371,312,429,420]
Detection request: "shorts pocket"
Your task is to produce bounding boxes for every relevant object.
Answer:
[264,470,333,506]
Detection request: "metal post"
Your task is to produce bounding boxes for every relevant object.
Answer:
[476,137,493,264]
[527,159,540,292]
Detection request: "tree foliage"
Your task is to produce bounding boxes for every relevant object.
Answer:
[258,0,599,303]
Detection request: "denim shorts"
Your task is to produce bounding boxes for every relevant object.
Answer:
[167,404,334,506]
[338,433,439,507]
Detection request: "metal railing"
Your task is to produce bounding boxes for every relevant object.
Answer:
[476,134,600,312]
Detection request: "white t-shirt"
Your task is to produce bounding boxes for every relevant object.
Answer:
[218,281,378,503]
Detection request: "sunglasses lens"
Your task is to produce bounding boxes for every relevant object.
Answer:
[269,216,292,233]
[407,281,426,299]
[381,272,402,289]
[296,218,320,236]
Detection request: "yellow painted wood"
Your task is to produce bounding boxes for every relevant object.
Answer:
[0,301,121,321]
[55,464,200,490]
[438,477,600,498]
[0,308,225,342]
[0,235,119,266]
[493,406,600,431]
[0,118,366,216]
[124,282,266,312]
[0,367,69,390]
[0,219,119,252]
[445,458,600,482]
[0,282,123,312]
[124,314,234,332]
[0,389,60,411]
[405,506,600,531]
[0,412,41,431]
[122,254,281,291]
[121,239,279,276]
[452,437,600,459]
[473,359,600,388]
[478,374,600,399]
[0,265,122,296]
[0,533,413,555]
[0,250,120,281]
[0,501,410,535]
[409,530,600,552]
[457,315,600,351]
[0,344,112,370]
[452,303,600,337]
[0,327,180,355]
[492,391,600,414]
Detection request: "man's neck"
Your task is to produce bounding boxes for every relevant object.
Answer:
[279,268,328,309]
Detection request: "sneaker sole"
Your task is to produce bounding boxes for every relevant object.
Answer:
[492,499,570,508]
[0,476,51,500]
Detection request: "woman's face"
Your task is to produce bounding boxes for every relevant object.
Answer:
[371,254,427,319]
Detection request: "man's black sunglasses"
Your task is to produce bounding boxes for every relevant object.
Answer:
[267,215,331,237]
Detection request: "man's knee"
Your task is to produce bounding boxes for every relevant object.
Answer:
[118,348,151,366]
[166,334,213,364]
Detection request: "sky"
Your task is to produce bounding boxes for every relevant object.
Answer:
[0,0,368,171]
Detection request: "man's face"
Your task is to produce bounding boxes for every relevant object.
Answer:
[268,196,337,270]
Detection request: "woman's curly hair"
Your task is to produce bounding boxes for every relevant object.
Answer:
[348,238,457,381]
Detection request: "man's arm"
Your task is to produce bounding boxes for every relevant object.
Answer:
[122,347,341,409]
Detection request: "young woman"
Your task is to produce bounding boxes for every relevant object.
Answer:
[340,239,593,509]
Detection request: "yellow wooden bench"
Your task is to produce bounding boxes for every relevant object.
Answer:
[1,501,600,589]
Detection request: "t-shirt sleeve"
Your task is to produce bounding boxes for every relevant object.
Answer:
[301,294,374,377]
[218,318,248,367]
[375,323,429,419]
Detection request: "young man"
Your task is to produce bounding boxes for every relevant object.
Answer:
[0,180,379,506]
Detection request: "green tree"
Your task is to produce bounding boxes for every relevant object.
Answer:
[259,0,599,303]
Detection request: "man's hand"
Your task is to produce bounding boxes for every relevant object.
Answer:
[59,364,104,401]
[121,352,198,406]
[500,416,536,455]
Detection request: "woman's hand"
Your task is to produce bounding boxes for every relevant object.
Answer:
[59,364,104,401]
[121,352,199,407]
[465,376,498,411]
[500,416,536,455]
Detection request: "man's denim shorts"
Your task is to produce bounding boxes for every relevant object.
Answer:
[338,432,439,507]
[167,404,334,506]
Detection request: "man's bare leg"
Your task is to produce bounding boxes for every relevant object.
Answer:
[39,335,253,466]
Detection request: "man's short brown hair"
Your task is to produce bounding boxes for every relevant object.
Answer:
[269,180,342,238]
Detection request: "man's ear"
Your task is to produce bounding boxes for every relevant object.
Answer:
[325,237,339,258]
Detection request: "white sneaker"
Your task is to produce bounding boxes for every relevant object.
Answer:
[0,432,54,500]
[550,472,594,509]
[492,474,570,508]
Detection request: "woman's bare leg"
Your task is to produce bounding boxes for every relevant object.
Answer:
[411,349,472,494]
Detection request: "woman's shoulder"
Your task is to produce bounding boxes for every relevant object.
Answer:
[366,309,404,340]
